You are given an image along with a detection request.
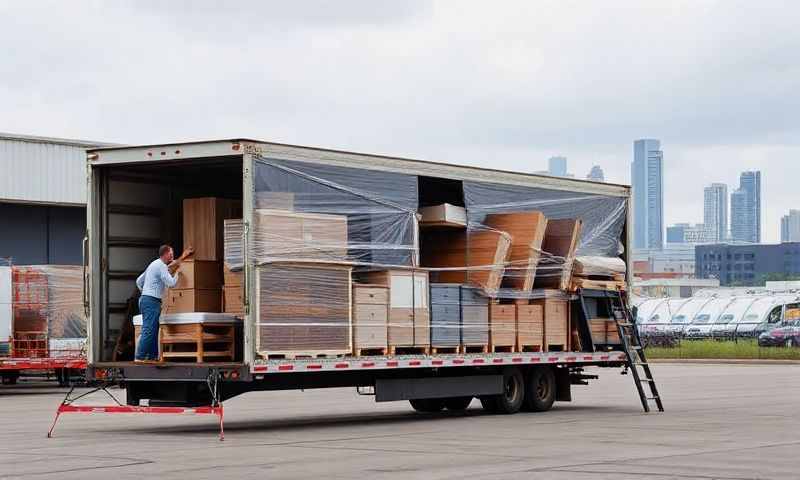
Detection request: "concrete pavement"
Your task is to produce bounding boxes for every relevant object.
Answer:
[1,363,798,479]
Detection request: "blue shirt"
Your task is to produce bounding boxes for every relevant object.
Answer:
[136,259,178,299]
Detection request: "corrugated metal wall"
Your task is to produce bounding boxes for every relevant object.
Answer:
[0,137,90,205]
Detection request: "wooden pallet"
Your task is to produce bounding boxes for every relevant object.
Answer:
[490,344,515,353]
[160,323,235,363]
[519,344,543,353]
[388,346,430,356]
[352,347,388,357]
[264,351,349,360]
[545,344,566,352]
[570,277,626,291]
[462,344,490,354]
[430,346,460,355]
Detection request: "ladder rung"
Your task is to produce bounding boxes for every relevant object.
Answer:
[647,396,660,401]
[639,378,654,383]
[633,362,649,366]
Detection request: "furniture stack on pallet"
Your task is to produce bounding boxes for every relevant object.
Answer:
[429,284,462,353]
[351,283,389,356]
[134,313,241,363]
[356,270,430,355]
[570,256,627,292]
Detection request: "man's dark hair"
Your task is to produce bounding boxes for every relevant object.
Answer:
[158,245,173,257]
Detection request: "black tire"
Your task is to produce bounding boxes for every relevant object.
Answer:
[409,398,445,413]
[443,396,472,411]
[486,368,525,414]
[524,367,556,412]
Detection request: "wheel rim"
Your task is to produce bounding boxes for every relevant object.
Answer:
[536,374,550,400]
[505,376,520,402]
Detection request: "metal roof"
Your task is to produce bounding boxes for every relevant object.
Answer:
[88,138,631,196]
[0,132,119,149]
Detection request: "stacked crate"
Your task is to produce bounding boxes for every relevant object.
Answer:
[430,284,461,352]
[531,293,570,351]
[516,303,544,352]
[460,286,489,351]
[352,284,389,355]
[222,265,243,315]
[489,303,516,352]
[163,260,222,314]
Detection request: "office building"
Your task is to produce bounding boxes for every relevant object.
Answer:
[703,183,727,243]
[631,139,664,250]
[587,165,604,182]
[547,156,568,177]
[730,171,761,243]
[696,242,800,286]
[666,223,711,244]
[781,210,800,242]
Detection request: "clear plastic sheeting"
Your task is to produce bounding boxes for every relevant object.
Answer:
[239,155,628,357]
[252,157,417,267]
[9,265,85,358]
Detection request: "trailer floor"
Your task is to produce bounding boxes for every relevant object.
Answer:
[2,364,799,479]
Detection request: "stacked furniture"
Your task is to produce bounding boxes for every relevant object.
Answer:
[430,284,461,352]
[531,291,570,351]
[257,263,352,358]
[460,286,489,351]
[351,283,389,355]
[516,303,544,352]
[358,270,430,353]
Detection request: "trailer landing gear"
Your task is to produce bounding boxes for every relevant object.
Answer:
[47,375,226,441]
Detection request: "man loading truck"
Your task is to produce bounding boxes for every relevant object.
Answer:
[134,245,193,362]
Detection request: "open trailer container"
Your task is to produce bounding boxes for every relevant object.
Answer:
[79,139,645,418]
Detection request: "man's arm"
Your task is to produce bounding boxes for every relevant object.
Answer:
[167,246,195,275]
[136,271,145,291]
[160,262,179,288]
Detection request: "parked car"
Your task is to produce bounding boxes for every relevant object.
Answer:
[758,319,800,347]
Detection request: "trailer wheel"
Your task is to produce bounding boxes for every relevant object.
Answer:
[524,367,556,412]
[409,398,445,413]
[483,368,524,414]
[443,396,473,411]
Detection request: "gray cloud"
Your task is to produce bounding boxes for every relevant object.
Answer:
[1,0,798,241]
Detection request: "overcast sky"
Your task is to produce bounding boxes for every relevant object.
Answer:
[1,1,797,242]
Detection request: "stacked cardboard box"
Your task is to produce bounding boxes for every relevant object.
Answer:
[222,265,244,315]
[359,270,430,349]
[352,284,389,354]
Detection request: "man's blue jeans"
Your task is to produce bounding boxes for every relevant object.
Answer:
[136,295,161,360]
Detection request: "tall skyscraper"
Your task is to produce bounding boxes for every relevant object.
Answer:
[632,139,664,250]
[781,210,800,242]
[703,183,728,243]
[587,165,605,182]
[548,156,568,177]
[730,171,761,243]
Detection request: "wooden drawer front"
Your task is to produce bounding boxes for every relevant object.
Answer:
[431,304,461,346]
[461,305,488,345]
[430,284,461,305]
[353,304,388,349]
[414,308,431,347]
[353,286,389,305]
[490,304,516,346]
[388,308,415,346]
[460,286,489,305]
[517,304,543,348]
[163,289,222,314]
[174,260,222,290]
[590,319,620,344]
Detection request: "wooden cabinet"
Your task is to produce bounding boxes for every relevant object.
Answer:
[532,297,569,351]
[489,304,516,349]
[174,260,222,290]
[183,198,241,261]
[352,284,389,352]
[163,289,222,314]
[358,270,429,348]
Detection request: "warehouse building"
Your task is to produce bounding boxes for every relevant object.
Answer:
[0,133,116,265]
[695,242,800,286]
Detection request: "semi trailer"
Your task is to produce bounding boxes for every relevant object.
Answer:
[68,138,656,433]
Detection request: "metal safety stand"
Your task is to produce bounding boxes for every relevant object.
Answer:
[47,375,225,441]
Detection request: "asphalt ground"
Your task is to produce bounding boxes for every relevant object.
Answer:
[1,363,798,479]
